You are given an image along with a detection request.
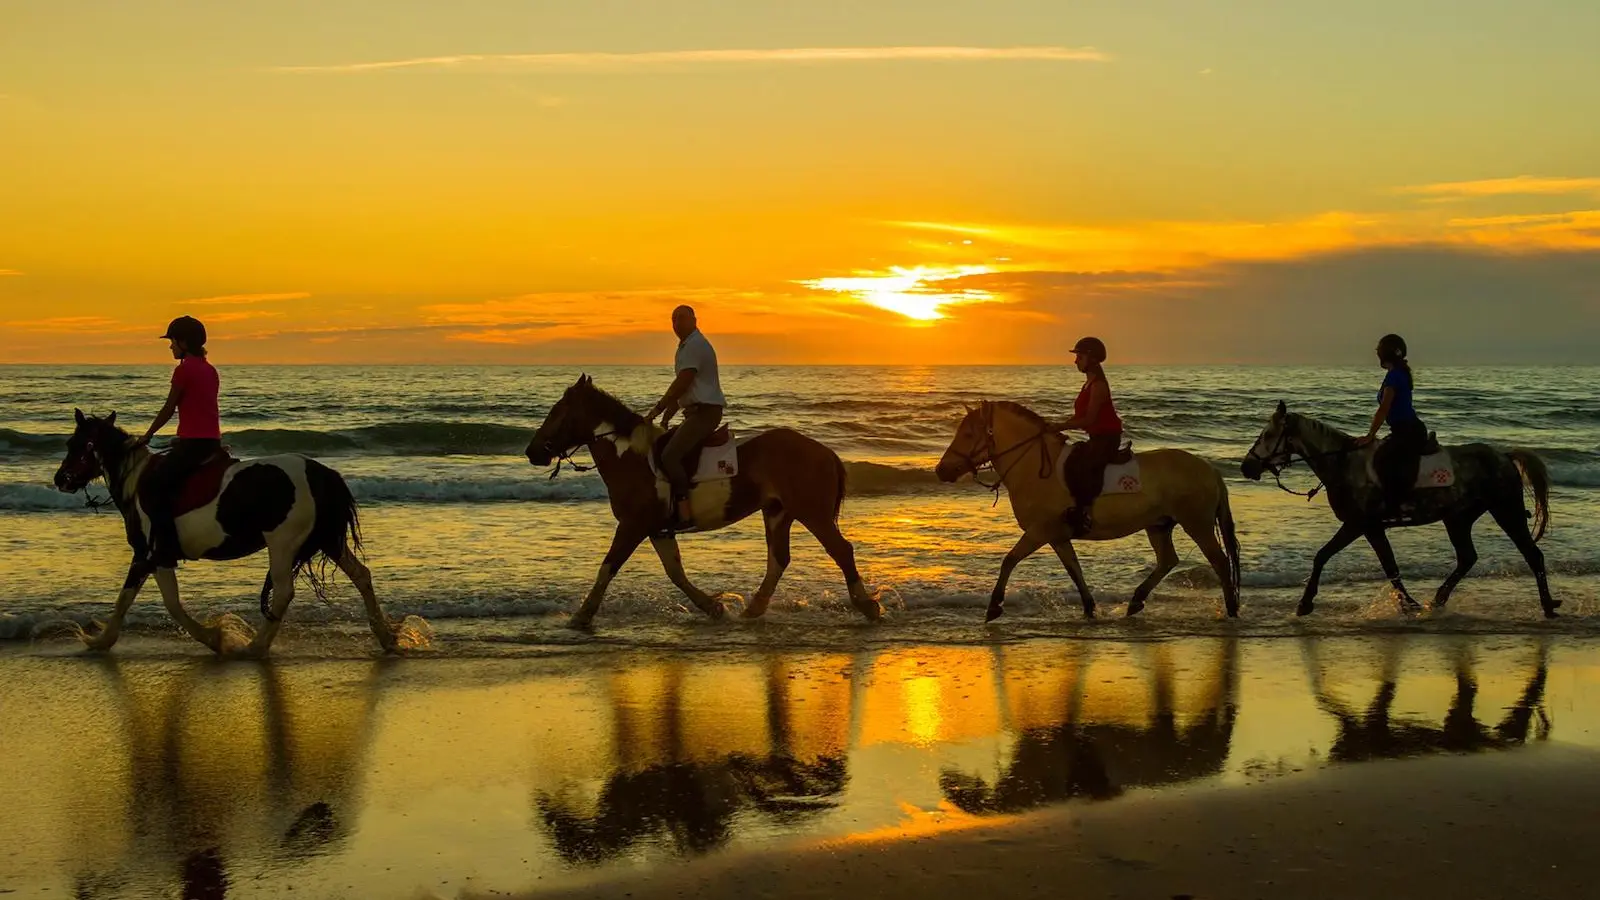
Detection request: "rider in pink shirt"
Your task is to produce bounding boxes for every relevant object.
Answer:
[135,316,222,568]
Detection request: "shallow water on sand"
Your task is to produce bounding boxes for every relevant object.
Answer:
[3,633,1598,899]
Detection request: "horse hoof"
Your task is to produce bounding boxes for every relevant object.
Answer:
[1083,607,1096,620]
[1125,601,1145,618]
[985,606,1005,623]
[1544,608,1561,619]
[1296,603,1315,617]
[740,606,766,620]
[565,616,595,632]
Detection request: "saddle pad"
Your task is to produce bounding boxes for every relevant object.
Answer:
[1057,445,1143,495]
[1415,450,1455,488]
[694,438,739,482]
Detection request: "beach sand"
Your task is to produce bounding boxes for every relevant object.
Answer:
[2,632,1597,898]
[517,746,1600,900]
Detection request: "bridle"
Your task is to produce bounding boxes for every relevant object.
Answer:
[953,402,1058,506]
[544,427,621,479]
[1245,416,1354,501]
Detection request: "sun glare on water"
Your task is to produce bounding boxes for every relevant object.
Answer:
[800,265,995,320]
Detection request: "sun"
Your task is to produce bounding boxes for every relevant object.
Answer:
[799,265,995,321]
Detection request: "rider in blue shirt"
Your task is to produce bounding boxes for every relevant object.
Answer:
[1354,333,1426,514]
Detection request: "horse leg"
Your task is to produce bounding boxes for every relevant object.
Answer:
[1049,538,1096,618]
[82,557,156,652]
[1179,519,1239,617]
[571,525,648,629]
[1433,514,1481,609]
[987,526,1055,623]
[1489,504,1559,617]
[649,535,728,620]
[798,514,881,622]
[152,567,225,653]
[744,506,793,619]
[247,540,300,656]
[1126,522,1180,618]
[1363,528,1422,612]
[1299,522,1363,616]
[336,546,400,652]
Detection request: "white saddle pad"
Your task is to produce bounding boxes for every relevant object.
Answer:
[1364,447,1454,489]
[694,438,739,482]
[1058,445,1143,496]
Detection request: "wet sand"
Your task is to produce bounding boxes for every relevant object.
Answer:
[520,745,1600,900]
[2,633,1597,898]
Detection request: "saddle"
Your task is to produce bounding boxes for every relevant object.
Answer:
[650,424,733,481]
[138,447,238,517]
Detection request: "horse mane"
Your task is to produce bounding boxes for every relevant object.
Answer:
[1288,411,1357,449]
[576,379,644,431]
[992,400,1053,432]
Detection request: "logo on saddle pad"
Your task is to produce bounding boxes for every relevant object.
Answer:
[137,448,239,517]
[649,425,740,483]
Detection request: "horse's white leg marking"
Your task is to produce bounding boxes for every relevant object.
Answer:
[337,546,397,652]
[745,508,793,618]
[83,559,153,651]
[650,535,727,619]
[153,567,222,653]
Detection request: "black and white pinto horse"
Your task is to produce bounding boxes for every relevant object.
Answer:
[53,409,407,654]
[1242,401,1556,617]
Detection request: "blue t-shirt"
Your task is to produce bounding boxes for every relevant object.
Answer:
[1379,367,1418,425]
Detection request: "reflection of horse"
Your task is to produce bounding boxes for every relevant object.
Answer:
[936,401,1240,620]
[533,656,849,863]
[67,659,385,899]
[940,641,1239,814]
[1304,639,1551,762]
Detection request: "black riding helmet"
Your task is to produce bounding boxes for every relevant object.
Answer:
[1072,336,1108,364]
[1377,333,1407,364]
[161,315,207,349]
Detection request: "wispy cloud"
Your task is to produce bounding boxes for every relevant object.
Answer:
[0,269,21,276]
[1401,176,1600,200]
[2,315,138,332]
[274,45,1109,74]
[185,291,311,306]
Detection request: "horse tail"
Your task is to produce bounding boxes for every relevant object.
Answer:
[832,450,848,522]
[1216,474,1241,593]
[296,458,364,599]
[1508,449,1550,543]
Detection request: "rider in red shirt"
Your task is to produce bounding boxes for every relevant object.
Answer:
[1048,337,1124,537]
[135,316,222,568]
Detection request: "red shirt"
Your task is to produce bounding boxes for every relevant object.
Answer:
[1075,376,1123,436]
[172,355,221,439]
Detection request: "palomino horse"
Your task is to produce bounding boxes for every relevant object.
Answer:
[1242,401,1556,617]
[936,401,1240,620]
[525,375,881,628]
[53,409,405,654]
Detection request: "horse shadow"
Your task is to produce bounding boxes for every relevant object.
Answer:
[939,639,1240,814]
[532,655,850,863]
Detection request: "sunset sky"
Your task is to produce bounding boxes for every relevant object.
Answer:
[3,1,1598,364]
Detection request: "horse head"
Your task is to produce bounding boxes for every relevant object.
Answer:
[1241,400,1292,481]
[935,401,992,482]
[54,408,126,493]
[528,373,608,464]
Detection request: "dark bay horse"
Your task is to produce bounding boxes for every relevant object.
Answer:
[525,375,881,627]
[936,401,1241,620]
[1242,401,1555,617]
[53,410,408,654]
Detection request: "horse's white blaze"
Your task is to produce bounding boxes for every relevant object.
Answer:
[595,420,634,455]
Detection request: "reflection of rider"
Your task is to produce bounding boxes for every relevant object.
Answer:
[1355,334,1425,515]
[645,305,725,530]
[1049,337,1123,537]
[134,316,222,568]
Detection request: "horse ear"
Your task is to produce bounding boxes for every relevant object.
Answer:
[1275,400,1287,418]
[106,411,117,427]
[74,408,86,426]
[961,402,972,414]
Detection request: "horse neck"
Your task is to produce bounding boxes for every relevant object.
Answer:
[1290,415,1355,483]
[583,417,654,481]
[991,406,1059,492]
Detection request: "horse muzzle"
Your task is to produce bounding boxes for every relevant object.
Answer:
[1240,457,1264,481]
[934,456,966,483]
[526,442,554,466]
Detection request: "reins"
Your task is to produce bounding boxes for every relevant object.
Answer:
[964,403,1058,507]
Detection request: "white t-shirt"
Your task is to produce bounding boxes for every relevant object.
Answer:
[674,329,726,407]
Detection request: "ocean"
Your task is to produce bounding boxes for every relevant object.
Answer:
[2,364,1597,648]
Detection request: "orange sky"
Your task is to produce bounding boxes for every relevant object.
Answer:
[3,2,1598,364]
